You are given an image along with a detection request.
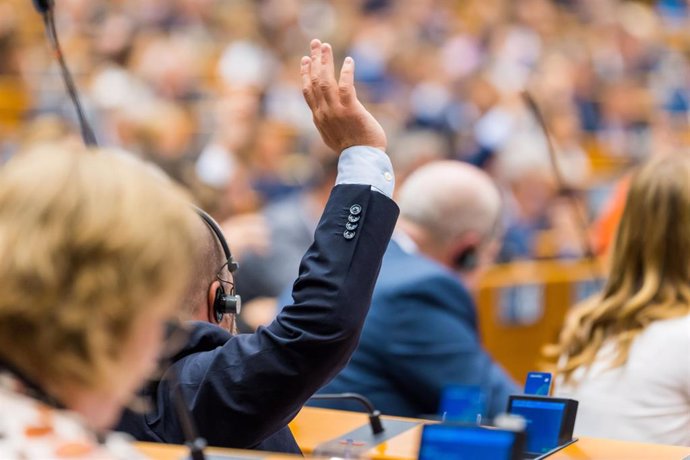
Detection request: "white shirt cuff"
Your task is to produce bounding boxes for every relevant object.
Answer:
[336,146,395,198]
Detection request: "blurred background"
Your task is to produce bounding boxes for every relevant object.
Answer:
[1,0,689,370]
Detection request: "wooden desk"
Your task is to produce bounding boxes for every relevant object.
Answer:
[476,259,604,381]
[136,442,301,459]
[290,407,690,460]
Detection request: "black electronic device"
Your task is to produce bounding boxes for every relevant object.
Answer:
[454,248,479,271]
[418,423,526,460]
[507,395,578,459]
[195,207,242,322]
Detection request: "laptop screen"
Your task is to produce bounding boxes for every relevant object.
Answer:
[418,424,519,460]
[508,399,565,455]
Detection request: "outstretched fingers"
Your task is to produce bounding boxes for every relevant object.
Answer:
[308,39,324,107]
[318,43,338,105]
[300,56,315,109]
[338,56,356,106]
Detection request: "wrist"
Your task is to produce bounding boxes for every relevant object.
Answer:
[339,143,387,153]
[337,146,395,198]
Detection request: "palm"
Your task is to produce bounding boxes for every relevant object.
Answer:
[301,39,388,153]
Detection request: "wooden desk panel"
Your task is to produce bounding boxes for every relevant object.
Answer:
[290,406,423,459]
[476,259,604,382]
[288,405,366,452]
[136,442,303,459]
[551,437,690,459]
[291,407,690,460]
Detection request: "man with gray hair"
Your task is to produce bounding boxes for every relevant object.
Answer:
[316,160,518,419]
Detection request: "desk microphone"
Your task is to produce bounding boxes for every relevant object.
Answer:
[310,393,385,435]
[31,0,98,146]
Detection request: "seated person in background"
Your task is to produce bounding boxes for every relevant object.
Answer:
[0,147,197,459]
[116,39,400,454]
[316,161,518,420]
[551,153,690,446]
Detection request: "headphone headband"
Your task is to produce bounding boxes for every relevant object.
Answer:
[194,207,242,321]
[194,206,238,273]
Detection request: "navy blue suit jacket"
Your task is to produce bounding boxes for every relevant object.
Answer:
[316,240,517,419]
[116,184,399,452]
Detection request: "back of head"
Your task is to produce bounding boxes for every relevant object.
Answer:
[610,154,690,296]
[556,153,690,382]
[0,146,198,393]
[184,219,226,316]
[398,160,502,247]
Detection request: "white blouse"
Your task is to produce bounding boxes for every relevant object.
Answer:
[554,314,690,446]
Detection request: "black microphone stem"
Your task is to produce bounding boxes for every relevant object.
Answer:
[522,91,602,282]
[170,368,207,460]
[310,393,385,435]
[41,7,98,147]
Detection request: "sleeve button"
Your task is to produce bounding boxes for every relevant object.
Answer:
[349,204,362,215]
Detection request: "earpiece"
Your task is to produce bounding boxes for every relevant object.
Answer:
[195,207,241,323]
[213,285,242,323]
[454,247,479,271]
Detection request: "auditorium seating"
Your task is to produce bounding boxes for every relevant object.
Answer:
[475,259,604,382]
[0,76,29,135]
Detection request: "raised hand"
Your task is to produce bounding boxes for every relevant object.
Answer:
[301,39,387,152]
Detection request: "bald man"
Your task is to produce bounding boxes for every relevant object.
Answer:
[316,161,518,419]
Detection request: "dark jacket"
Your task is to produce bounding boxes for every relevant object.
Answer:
[116,184,399,452]
[315,240,517,419]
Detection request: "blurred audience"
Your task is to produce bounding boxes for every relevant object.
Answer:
[4,0,690,264]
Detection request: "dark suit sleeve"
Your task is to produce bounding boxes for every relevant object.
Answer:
[383,275,518,419]
[171,184,398,448]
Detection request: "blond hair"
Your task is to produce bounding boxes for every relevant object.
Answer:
[0,146,197,392]
[551,154,690,383]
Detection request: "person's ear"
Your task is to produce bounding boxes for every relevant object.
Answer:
[207,280,222,324]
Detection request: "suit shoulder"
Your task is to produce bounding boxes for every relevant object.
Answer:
[377,245,461,293]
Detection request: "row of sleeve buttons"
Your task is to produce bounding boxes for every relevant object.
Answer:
[344,204,362,240]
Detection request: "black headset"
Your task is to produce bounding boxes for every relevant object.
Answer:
[195,207,242,323]
[454,248,479,271]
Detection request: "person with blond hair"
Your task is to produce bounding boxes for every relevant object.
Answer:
[0,146,198,459]
[552,153,690,446]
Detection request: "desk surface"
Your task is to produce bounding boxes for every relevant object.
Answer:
[290,407,690,460]
[136,442,301,459]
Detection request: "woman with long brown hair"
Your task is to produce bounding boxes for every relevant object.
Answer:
[551,153,690,446]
